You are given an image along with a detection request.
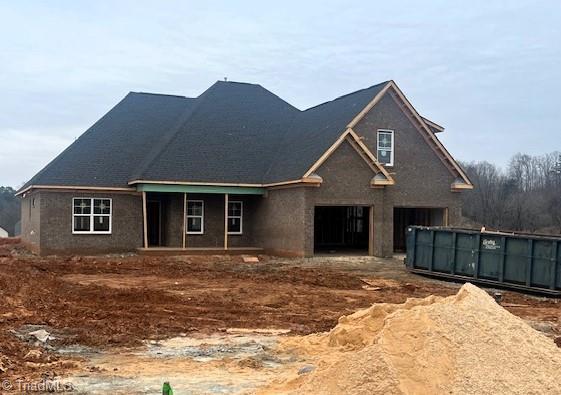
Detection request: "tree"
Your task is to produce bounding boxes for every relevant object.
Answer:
[0,187,20,236]
[461,151,561,235]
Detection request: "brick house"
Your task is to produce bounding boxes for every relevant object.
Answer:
[18,80,472,256]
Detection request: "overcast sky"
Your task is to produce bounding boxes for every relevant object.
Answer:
[1,1,560,187]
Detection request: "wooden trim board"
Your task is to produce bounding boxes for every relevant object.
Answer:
[142,191,148,249]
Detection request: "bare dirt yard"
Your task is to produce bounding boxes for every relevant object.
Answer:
[0,239,560,393]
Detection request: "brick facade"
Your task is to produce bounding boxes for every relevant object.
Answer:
[21,90,464,257]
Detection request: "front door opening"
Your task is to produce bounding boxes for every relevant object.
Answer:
[314,206,369,254]
[147,200,162,247]
[393,207,446,252]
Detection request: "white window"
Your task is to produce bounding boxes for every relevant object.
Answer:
[227,201,243,235]
[377,129,394,166]
[186,200,204,234]
[72,198,112,234]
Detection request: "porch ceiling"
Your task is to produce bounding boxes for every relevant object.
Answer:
[135,183,265,195]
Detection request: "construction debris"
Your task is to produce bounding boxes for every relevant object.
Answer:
[242,255,260,263]
[29,329,52,343]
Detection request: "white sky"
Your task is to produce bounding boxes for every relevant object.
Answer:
[1,0,560,187]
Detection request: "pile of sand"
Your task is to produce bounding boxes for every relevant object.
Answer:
[262,283,561,394]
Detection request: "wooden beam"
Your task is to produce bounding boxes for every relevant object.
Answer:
[303,129,351,177]
[386,86,472,186]
[182,193,187,249]
[345,136,381,174]
[136,183,265,195]
[346,81,393,129]
[142,191,148,249]
[15,184,137,196]
[128,178,306,188]
[369,206,375,256]
[347,129,395,184]
[224,193,229,250]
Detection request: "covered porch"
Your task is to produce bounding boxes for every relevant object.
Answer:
[136,183,265,254]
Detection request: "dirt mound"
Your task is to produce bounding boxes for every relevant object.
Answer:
[266,283,561,394]
[0,238,20,246]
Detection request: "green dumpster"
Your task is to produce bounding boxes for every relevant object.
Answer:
[405,226,561,296]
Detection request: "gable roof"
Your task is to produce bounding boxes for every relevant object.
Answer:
[19,80,469,193]
[263,82,389,183]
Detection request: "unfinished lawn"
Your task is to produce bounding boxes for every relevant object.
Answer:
[0,241,560,389]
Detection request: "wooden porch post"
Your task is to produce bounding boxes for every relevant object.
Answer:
[224,193,229,250]
[368,205,375,256]
[182,193,187,249]
[142,191,148,248]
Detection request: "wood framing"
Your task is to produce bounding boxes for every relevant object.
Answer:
[224,193,229,250]
[182,193,187,249]
[128,179,306,188]
[345,136,382,174]
[142,191,148,249]
[303,128,395,185]
[16,185,137,196]
[347,82,393,129]
[422,117,445,132]
[368,205,375,256]
[302,129,350,177]
[342,80,472,189]
[347,129,394,183]
[386,83,472,188]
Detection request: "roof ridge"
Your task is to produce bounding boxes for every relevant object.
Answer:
[260,112,300,183]
[129,97,203,182]
[262,81,391,183]
[131,82,242,181]
[131,91,192,99]
[303,81,390,112]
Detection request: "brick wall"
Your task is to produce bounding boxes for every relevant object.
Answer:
[37,191,143,255]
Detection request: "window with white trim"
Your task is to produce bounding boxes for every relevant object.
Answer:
[227,201,243,235]
[377,129,394,166]
[186,200,204,234]
[72,198,112,234]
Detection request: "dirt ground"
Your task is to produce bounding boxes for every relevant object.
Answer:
[0,238,560,392]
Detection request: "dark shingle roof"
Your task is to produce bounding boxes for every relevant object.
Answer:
[135,81,300,184]
[22,80,394,189]
[22,92,195,189]
[264,82,388,183]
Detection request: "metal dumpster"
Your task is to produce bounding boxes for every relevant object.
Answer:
[405,226,561,296]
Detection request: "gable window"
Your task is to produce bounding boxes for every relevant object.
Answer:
[72,198,112,234]
[227,201,243,235]
[186,200,204,234]
[377,130,394,166]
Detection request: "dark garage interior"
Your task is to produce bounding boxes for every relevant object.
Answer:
[314,206,370,254]
[393,207,446,252]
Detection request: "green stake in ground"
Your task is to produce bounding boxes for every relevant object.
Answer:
[162,381,173,395]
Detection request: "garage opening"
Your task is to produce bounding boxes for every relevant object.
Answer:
[314,206,370,254]
[393,207,446,252]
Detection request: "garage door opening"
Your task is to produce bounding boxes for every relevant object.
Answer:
[393,207,446,252]
[314,206,370,254]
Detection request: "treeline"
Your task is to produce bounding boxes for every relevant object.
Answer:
[461,152,561,234]
[0,187,20,236]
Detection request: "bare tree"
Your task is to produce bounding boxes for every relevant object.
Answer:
[461,151,561,235]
